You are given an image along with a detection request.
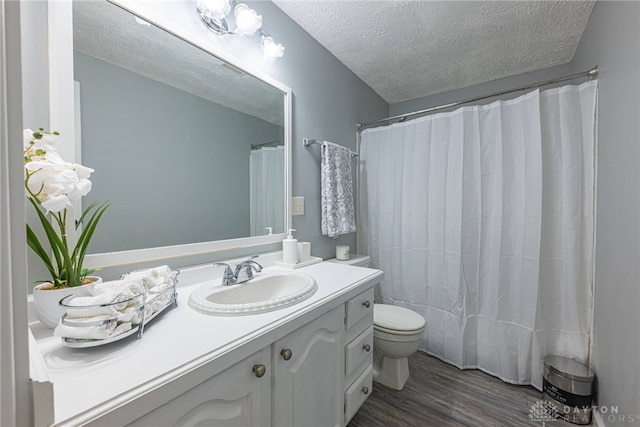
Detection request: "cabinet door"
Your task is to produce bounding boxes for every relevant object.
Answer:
[127,349,271,427]
[272,305,345,427]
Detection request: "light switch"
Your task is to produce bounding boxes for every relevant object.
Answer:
[292,196,304,216]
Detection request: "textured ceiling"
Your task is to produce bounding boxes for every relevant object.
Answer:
[73,1,283,125]
[272,0,596,104]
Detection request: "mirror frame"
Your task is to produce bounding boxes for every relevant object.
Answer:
[48,0,292,269]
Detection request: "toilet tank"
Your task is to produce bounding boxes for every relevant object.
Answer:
[327,254,371,267]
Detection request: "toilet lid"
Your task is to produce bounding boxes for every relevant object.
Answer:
[374,304,426,332]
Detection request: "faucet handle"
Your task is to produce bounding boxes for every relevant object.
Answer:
[250,261,263,272]
[234,255,263,282]
[214,262,235,286]
[243,255,263,272]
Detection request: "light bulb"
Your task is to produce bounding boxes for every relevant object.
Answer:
[197,0,231,21]
[234,3,262,36]
[260,35,285,63]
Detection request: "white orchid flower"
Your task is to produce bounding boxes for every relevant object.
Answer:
[23,127,109,289]
[23,129,34,149]
[40,194,71,213]
[24,142,94,213]
[73,163,94,179]
[67,178,92,201]
[23,128,60,152]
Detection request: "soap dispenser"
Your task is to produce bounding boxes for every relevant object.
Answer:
[282,228,298,264]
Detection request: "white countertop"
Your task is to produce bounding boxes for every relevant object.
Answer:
[29,259,382,425]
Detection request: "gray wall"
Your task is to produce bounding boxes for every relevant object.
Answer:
[390,64,571,116]
[571,1,640,424]
[75,52,283,253]
[251,1,388,258]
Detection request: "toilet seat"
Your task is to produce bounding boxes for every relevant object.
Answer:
[373,304,426,333]
[374,324,425,336]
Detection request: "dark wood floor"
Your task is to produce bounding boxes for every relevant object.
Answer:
[348,351,581,427]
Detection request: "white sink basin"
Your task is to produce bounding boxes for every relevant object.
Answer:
[188,270,318,316]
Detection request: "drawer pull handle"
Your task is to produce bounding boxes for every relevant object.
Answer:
[252,364,266,378]
[280,348,293,360]
[361,386,369,395]
[362,343,371,352]
[362,300,371,308]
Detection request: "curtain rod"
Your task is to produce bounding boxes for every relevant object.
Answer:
[250,140,282,150]
[357,66,599,131]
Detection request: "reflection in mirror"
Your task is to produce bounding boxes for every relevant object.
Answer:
[73,0,286,254]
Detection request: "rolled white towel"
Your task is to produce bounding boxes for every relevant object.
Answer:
[54,320,117,340]
[119,305,152,325]
[65,291,132,311]
[61,314,117,326]
[65,305,123,319]
[92,278,146,297]
[112,322,133,337]
[150,294,172,313]
[126,265,173,290]
[148,281,172,295]
[54,320,133,340]
[59,267,174,327]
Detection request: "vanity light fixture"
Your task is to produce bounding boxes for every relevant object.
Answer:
[234,3,262,36]
[259,30,285,63]
[196,0,284,62]
[197,0,232,34]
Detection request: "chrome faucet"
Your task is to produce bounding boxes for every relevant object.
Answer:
[214,255,263,286]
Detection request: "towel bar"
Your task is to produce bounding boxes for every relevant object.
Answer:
[303,138,359,157]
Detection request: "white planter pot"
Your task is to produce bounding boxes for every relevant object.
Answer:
[32,276,102,329]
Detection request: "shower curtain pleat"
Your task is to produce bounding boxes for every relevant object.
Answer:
[249,146,285,236]
[358,81,598,390]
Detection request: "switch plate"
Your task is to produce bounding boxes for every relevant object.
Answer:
[292,196,304,216]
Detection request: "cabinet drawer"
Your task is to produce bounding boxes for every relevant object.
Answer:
[344,365,373,424]
[345,326,373,377]
[346,288,374,330]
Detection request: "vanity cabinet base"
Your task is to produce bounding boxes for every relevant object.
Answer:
[273,305,345,427]
[52,279,379,427]
[127,349,271,427]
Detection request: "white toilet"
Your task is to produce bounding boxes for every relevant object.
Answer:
[327,254,426,390]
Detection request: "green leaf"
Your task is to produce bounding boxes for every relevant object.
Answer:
[28,197,75,287]
[26,224,57,280]
[74,201,110,273]
[26,196,110,288]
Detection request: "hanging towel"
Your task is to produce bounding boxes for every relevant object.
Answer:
[321,141,356,238]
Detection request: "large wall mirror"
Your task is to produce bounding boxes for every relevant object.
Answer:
[58,0,291,267]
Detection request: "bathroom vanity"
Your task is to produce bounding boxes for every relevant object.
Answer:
[29,256,382,426]
[29,2,380,425]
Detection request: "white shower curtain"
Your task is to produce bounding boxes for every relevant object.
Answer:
[358,81,598,389]
[250,146,285,236]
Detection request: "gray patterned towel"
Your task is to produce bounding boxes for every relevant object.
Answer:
[321,141,356,238]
